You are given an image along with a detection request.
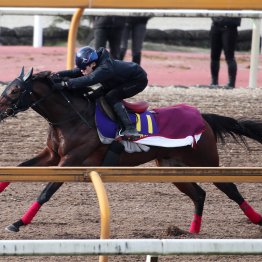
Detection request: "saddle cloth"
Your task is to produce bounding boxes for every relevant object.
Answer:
[95,103,206,152]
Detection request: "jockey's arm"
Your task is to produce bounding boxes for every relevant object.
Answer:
[56,68,82,78]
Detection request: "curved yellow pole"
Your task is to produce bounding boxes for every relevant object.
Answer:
[89,171,110,262]
[67,8,84,69]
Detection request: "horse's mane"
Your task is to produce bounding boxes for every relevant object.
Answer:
[31,71,91,102]
[31,71,52,82]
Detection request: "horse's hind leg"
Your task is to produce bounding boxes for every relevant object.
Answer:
[214,182,262,225]
[174,183,206,234]
[156,159,206,234]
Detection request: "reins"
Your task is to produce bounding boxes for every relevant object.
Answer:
[57,90,93,128]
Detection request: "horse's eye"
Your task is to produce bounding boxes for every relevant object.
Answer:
[11,89,19,95]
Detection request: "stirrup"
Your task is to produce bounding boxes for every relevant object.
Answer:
[115,129,140,141]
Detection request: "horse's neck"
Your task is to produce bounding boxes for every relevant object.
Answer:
[32,81,94,125]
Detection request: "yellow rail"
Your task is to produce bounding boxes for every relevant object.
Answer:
[1,167,262,183]
[1,166,261,262]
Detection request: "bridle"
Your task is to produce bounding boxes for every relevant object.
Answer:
[0,77,35,119]
[0,75,93,128]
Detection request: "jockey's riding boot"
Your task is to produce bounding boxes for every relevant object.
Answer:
[113,102,140,141]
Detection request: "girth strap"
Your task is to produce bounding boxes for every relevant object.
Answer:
[101,141,124,166]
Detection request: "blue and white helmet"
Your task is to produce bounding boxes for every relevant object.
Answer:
[75,46,98,70]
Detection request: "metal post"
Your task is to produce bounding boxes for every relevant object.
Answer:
[89,171,110,262]
[249,18,261,88]
[67,8,84,69]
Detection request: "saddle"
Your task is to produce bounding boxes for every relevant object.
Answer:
[98,97,149,121]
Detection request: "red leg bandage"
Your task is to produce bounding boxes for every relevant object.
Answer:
[21,201,41,225]
[240,200,262,224]
[0,182,10,192]
[189,214,202,234]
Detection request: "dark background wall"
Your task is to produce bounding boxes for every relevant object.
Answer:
[0,25,252,51]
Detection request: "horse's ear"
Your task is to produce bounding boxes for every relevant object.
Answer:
[19,66,25,78]
[23,67,33,82]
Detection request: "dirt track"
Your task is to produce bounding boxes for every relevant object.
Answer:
[0,85,262,261]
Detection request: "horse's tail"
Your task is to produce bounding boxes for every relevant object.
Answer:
[202,113,262,146]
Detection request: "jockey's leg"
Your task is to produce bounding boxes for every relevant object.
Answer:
[214,182,262,224]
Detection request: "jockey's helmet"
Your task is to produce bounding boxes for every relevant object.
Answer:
[75,46,98,70]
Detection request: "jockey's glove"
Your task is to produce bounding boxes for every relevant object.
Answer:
[54,80,72,90]
[50,73,63,83]
[88,86,104,100]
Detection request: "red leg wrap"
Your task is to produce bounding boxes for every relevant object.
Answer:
[240,200,262,224]
[189,214,202,234]
[21,201,41,225]
[0,182,10,192]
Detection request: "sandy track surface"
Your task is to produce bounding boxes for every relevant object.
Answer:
[0,84,262,261]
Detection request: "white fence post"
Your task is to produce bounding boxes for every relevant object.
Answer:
[33,15,43,47]
[146,255,159,262]
[249,18,261,88]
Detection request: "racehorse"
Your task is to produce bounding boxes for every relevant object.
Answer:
[0,67,262,235]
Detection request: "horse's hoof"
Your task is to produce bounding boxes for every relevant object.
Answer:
[257,220,262,226]
[5,224,19,232]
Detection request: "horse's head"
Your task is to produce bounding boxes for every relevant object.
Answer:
[0,67,35,120]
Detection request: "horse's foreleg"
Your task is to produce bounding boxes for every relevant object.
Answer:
[0,182,10,192]
[1,149,53,194]
[7,182,63,232]
[214,182,262,225]
[5,147,60,233]
[174,183,206,234]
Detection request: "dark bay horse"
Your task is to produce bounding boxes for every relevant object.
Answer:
[1,68,262,235]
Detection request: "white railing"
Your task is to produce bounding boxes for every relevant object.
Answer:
[1,239,262,256]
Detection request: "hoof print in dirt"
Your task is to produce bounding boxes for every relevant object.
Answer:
[167,226,189,237]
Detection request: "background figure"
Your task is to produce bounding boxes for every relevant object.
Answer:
[119,16,150,65]
[210,17,241,88]
[93,16,125,59]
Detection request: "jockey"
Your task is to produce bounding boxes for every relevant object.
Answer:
[54,46,148,141]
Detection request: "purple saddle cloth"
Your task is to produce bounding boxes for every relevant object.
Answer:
[95,102,205,143]
[95,102,158,139]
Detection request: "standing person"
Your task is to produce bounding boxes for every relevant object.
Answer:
[93,16,126,59]
[119,16,150,65]
[210,17,241,88]
[54,46,148,141]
